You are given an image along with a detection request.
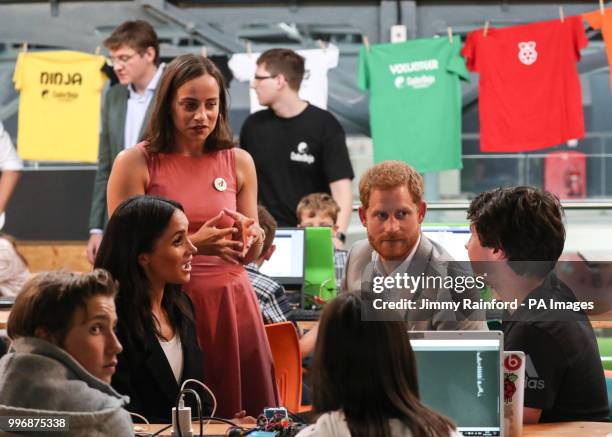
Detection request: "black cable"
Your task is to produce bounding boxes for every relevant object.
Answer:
[181,389,203,437]
[200,417,244,428]
[174,392,182,437]
[150,424,173,437]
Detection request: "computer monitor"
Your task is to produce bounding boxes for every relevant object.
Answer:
[422,225,471,261]
[260,227,305,290]
[409,331,504,437]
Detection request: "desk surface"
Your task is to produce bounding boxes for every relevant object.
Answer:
[139,421,612,436]
[135,423,244,436]
[523,421,612,436]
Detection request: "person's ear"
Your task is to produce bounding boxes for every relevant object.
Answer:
[138,253,150,269]
[417,201,427,224]
[264,244,276,261]
[276,73,287,89]
[358,206,367,227]
[34,327,57,345]
[332,224,339,238]
[143,46,156,64]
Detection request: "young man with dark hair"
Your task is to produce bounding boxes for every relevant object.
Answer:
[466,186,609,423]
[86,20,164,263]
[240,48,354,249]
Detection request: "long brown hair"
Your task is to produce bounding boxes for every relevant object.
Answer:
[144,54,234,154]
[312,294,455,437]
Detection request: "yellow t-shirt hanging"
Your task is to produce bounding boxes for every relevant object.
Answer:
[13,51,107,162]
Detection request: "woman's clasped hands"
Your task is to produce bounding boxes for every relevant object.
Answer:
[189,209,264,264]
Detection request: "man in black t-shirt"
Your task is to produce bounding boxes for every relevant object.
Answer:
[466,186,609,423]
[239,48,353,248]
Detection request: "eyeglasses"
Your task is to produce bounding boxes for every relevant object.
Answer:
[108,53,138,66]
[253,74,277,82]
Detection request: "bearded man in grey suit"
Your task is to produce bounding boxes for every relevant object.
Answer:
[341,161,486,330]
[86,20,165,263]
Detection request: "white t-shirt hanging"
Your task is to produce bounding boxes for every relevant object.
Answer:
[229,44,339,112]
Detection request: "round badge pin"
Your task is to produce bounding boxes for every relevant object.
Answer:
[213,177,227,192]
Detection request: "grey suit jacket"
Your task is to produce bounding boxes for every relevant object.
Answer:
[88,84,155,230]
[341,235,487,331]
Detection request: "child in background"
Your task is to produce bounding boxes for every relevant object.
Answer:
[247,205,318,357]
[296,193,347,290]
[245,205,294,324]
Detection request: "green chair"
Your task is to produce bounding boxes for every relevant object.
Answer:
[303,227,336,308]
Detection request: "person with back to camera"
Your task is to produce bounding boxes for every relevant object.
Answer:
[296,293,459,437]
[94,195,213,423]
[106,54,278,417]
[0,269,134,436]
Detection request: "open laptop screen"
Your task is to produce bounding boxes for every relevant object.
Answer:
[260,227,305,288]
[409,331,503,437]
[422,225,471,261]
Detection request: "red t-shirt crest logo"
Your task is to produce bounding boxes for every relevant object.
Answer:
[518,41,538,65]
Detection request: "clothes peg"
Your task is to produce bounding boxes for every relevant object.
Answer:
[95,46,101,55]
[600,0,605,15]
[559,6,565,22]
[483,21,490,37]
[362,35,370,51]
[245,41,252,57]
[200,46,208,58]
[317,39,327,52]
[447,27,454,43]
[21,42,28,53]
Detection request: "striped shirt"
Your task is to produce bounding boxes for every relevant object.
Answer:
[245,262,293,324]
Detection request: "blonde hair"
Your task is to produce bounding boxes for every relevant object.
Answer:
[296,193,340,224]
[359,161,423,208]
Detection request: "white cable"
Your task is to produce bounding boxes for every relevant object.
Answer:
[128,411,150,424]
[180,379,217,431]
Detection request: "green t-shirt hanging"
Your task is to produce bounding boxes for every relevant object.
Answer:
[358,37,469,172]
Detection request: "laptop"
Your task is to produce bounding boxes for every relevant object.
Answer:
[409,331,504,437]
[259,227,306,307]
[422,225,471,261]
[0,295,15,309]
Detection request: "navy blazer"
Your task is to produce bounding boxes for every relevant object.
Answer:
[112,293,211,423]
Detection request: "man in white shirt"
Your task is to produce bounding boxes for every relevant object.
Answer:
[342,160,486,330]
[86,20,165,263]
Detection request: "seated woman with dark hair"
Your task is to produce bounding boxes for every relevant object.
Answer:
[95,195,211,423]
[297,293,459,437]
[0,269,133,436]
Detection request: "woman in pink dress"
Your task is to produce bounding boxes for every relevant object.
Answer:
[106,54,278,417]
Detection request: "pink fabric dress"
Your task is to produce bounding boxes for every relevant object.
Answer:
[139,143,279,417]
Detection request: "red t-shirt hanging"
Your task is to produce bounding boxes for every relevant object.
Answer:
[462,17,587,152]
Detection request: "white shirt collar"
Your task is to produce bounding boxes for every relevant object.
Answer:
[128,62,165,96]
